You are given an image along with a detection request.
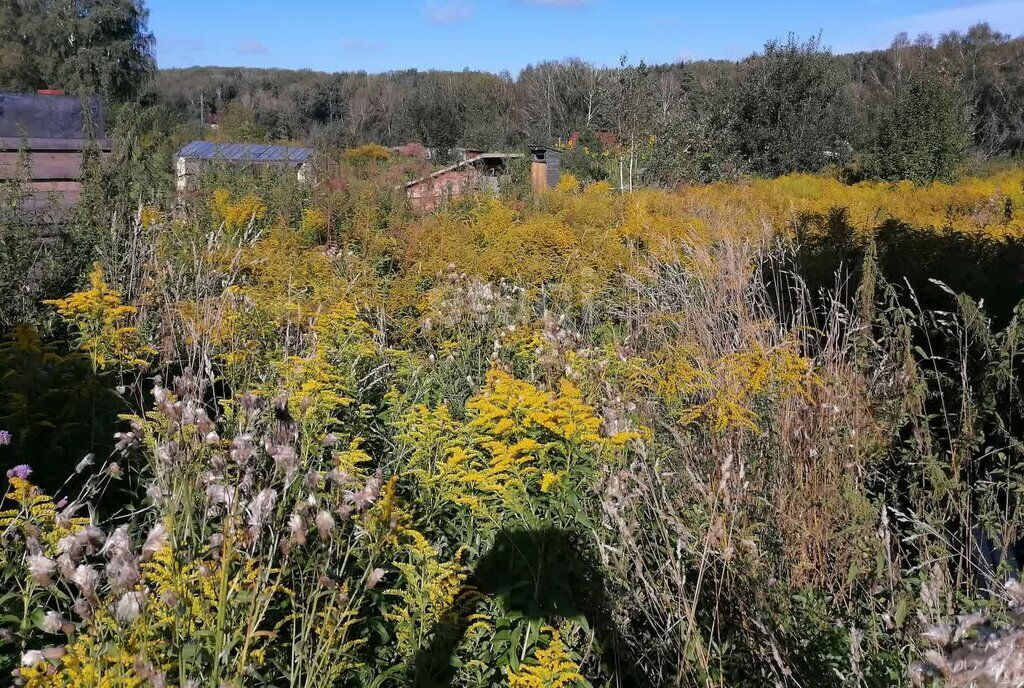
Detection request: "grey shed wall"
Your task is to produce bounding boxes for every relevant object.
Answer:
[0,92,111,222]
[544,149,562,188]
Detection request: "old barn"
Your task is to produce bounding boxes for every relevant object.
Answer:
[0,91,111,222]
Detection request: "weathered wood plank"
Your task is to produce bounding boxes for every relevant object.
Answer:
[23,190,81,208]
[0,158,84,180]
[0,151,85,166]
[0,136,111,152]
[3,165,82,180]
[25,180,83,192]
[531,161,547,194]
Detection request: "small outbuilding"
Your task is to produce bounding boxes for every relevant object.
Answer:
[175,141,315,191]
[0,90,111,222]
[530,146,562,193]
[404,152,523,212]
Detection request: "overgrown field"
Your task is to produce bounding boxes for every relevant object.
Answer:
[4,168,1024,687]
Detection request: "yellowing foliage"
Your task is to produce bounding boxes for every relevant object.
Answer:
[400,169,1024,313]
[301,207,329,237]
[647,343,819,432]
[506,628,585,688]
[0,477,88,556]
[399,370,632,523]
[555,173,581,193]
[685,169,1024,240]
[43,264,155,370]
[211,188,267,230]
[343,143,392,164]
[584,180,613,196]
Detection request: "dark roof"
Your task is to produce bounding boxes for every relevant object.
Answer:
[530,145,562,161]
[0,92,110,150]
[405,153,523,188]
[177,141,313,167]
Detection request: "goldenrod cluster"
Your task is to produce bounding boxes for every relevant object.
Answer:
[139,205,163,228]
[43,264,155,370]
[25,631,145,688]
[0,476,88,554]
[648,343,818,432]
[399,370,632,524]
[507,627,585,688]
[211,187,267,230]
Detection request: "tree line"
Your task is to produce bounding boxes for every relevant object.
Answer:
[153,25,1023,185]
[1,1,1022,185]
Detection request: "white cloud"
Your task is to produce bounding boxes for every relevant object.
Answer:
[425,0,475,24]
[234,39,269,56]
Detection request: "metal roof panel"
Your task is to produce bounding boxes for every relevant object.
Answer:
[176,141,315,164]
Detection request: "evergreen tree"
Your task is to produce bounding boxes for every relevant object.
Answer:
[0,0,155,103]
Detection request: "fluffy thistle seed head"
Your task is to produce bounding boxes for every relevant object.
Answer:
[102,525,133,560]
[74,454,94,474]
[142,522,169,561]
[70,565,99,598]
[79,526,106,554]
[230,434,254,464]
[267,444,299,476]
[114,590,146,624]
[106,556,141,593]
[366,567,387,589]
[55,501,83,529]
[27,554,57,586]
[21,650,44,666]
[315,510,335,539]
[41,611,65,634]
[288,514,306,546]
[206,484,235,512]
[247,488,278,536]
[72,596,92,620]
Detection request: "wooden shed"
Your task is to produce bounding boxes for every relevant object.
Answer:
[530,146,562,193]
[403,153,522,212]
[0,91,111,222]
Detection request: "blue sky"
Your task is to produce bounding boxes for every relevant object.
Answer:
[150,0,1024,73]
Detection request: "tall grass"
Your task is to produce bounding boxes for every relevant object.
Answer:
[2,168,1024,686]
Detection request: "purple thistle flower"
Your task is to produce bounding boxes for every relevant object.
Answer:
[0,430,11,446]
[6,464,31,479]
